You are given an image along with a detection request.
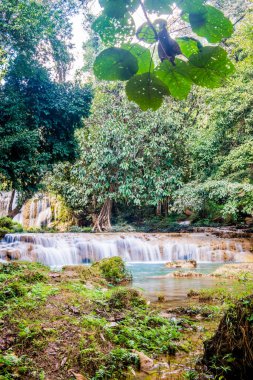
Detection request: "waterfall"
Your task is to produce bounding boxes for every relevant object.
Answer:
[0,191,17,217]
[0,233,250,266]
[13,195,54,229]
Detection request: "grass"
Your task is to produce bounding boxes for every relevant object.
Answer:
[188,278,253,306]
[0,260,180,380]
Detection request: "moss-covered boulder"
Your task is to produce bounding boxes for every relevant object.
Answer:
[92,256,132,285]
[202,295,253,379]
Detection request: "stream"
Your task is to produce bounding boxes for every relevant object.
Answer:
[1,232,253,304]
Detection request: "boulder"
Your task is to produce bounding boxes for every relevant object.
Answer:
[6,249,21,260]
[133,351,154,372]
[165,260,197,269]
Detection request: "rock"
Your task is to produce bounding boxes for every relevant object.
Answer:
[6,249,21,260]
[179,220,191,226]
[106,322,118,328]
[85,282,94,290]
[173,271,204,278]
[245,217,253,226]
[134,351,154,372]
[50,273,61,278]
[165,260,197,269]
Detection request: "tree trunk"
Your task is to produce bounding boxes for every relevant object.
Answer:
[156,201,162,216]
[93,198,113,232]
[8,206,21,219]
[7,191,27,219]
[163,198,168,217]
[7,190,16,215]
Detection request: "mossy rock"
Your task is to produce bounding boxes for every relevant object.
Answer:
[202,295,253,379]
[92,256,132,285]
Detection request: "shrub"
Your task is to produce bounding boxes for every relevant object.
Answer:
[0,217,23,238]
[93,348,139,380]
[93,257,132,285]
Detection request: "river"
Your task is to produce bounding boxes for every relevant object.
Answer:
[1,232,252,303]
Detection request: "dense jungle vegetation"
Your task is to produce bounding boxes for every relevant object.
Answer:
[0,0,252,231]
[1,2,253,380]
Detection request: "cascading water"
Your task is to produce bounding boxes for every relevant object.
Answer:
[0,191,17,217]
[0,191,54,228]
[0,233,251,266]
[14,196,53,228]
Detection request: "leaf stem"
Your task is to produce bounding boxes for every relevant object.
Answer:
[138,0,158,40]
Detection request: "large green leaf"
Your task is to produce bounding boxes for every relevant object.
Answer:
[176,37,202,58]
[177,0,206,13]
[155,59,192,100]
[189,5,233,43]
[136,22,158,44]
[99,0,139,19]
[92,13,135,45]
[122,43,154,74]
[144,0,173,15]
[126,73,169,111]
[188,46,235,88]
[94,48,138,81]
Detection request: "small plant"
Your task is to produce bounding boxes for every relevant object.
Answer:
[94,256,132,285]
[93,348,139,380]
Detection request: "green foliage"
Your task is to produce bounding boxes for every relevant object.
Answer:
[107,288,146,310]
[0,0,93,198]
[122,43,154,74]
[126,73,169,111]
[94,257,132,285]
[108,311,179,354]
[188,46,235,88]
[172,180,253,222]
[0,217,23,238]
[0,61,92,195]
[0,353,29,379]
[48,83,185,220]
[0,261,181,379]
[155,59,192,100]
[93,348,139,380]
[92,0,234,110]
[189,5,233,43]
[94,47,138,80]
[176,37,202,59]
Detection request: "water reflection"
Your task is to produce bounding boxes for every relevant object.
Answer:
[129,263,223,303]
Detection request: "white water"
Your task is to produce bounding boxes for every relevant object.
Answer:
[0,192,54,228]
[0,191,17,217]
[14,196,52,228]
[0,233,250,266]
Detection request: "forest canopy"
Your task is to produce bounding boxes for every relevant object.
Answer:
[0,0,92,205]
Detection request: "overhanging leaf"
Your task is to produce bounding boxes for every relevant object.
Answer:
[92,13,135,45]
[189,5,233,43]
[144,0,173,15]
[176,37,202,58]
[136,22,158,44]
[177,0,206,13]
[94,48,138,81]
[100,0,139,19]
[122,43,154,74]
[155,59,192,100]
[126,73,169,111]
[188,46,235,88]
